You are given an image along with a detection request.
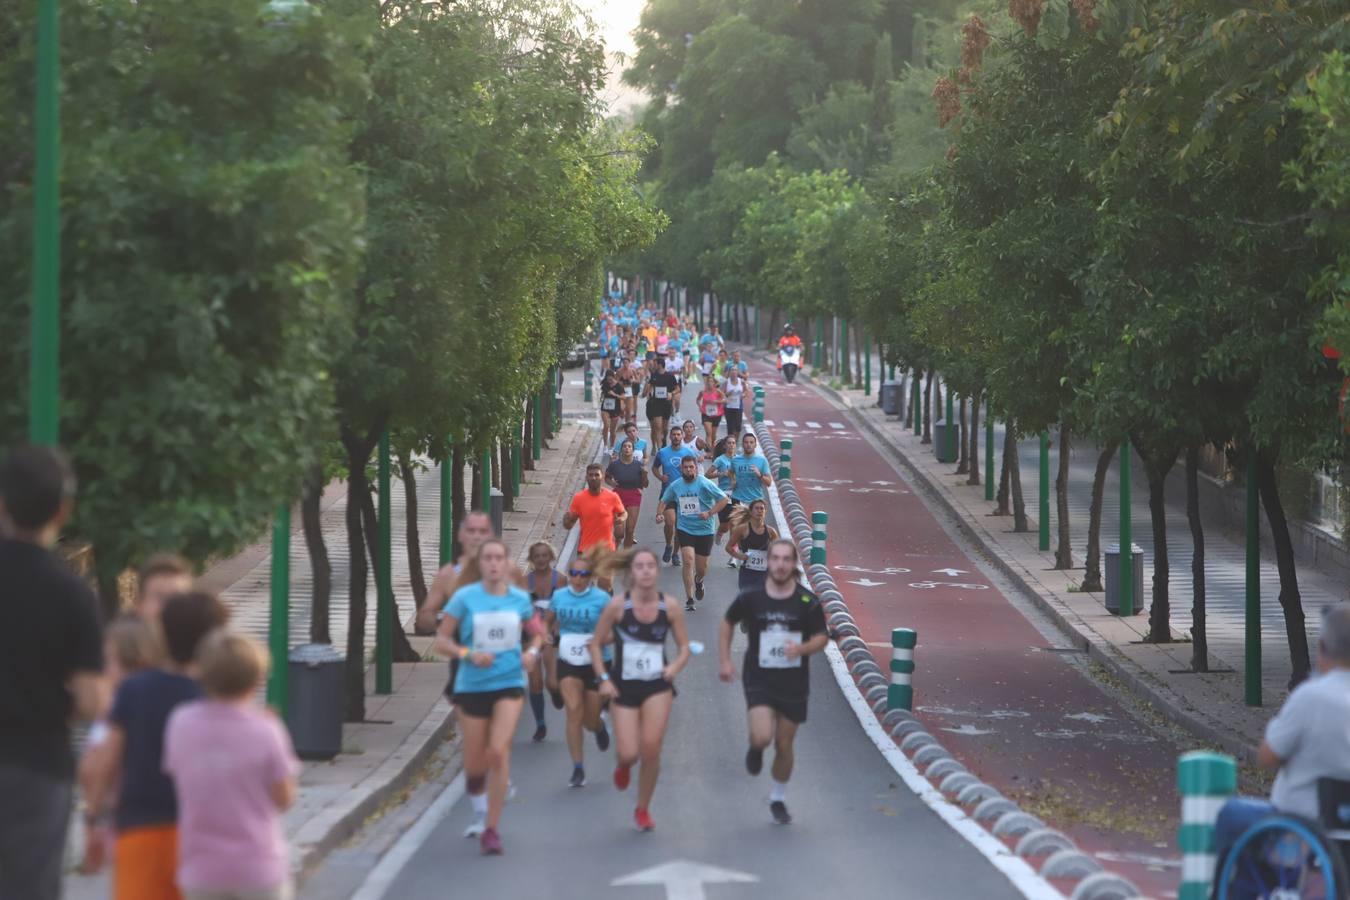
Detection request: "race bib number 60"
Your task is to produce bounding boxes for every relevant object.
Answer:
[473,611,522,654]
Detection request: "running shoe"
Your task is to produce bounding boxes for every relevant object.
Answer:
[595,721,611,752]
[672,551,681,567]
[569,767,586,789]
[634,808,656,832]
[464,816,487,838]
[770,800,792,826]
[532,724,547,743]
[549,689,564,710]
[662,545,673,563]
[613,764,632,791]
[686,598,696,612]
[694,579,705,601]
[745,746,764,776]
[480,827,503,855]
[726,557,739,568]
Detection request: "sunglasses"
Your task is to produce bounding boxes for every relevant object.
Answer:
[568,569,592,577]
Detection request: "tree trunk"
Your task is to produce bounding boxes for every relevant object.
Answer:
[1054,427,1073,569]
[956,396,969,474]
[903,369,915,428]
[522,399,535,472]
[397,453,428,611]
[541,378,554,444]
[854,330,863,389]
[967,391,981,486]
[1008,428,1028,532]
[500,442,514,512]
[767,308,781,349]
[490,440,500,489]
[840,322,852,383]
[934,376,943,429]
[358,487,419,663]
[1082,442,1117,592]
[1185,448,1208,672]
[301,468,331,645]
[451,443,466,560]
[341,426,377,723]
[995,420,1012,516]
[1142,444,1179,643]
[470,457,482,511]
[922,371,933,444]
[1256,453,1312,687]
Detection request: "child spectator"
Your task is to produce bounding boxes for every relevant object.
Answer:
[164,630,300,900]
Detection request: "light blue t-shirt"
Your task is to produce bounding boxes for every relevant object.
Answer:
[444,582,535,694]
[551,586,614,663]
[660,475,727,536]
[730,453,772,503]
[613,437,649,460]
[654,444,699,481]
[710,455,734,493]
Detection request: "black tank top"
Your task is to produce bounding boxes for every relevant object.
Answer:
[613,593,670,682]
[738,522,771,553]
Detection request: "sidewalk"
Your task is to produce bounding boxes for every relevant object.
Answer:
[788,355,1343,763]
[64,372,597,897]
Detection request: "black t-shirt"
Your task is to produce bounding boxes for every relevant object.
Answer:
[724,585,827,699]
[110,669,202,830]
[0,539,104,778]
[647,371,679,404]
[607,459,645,491]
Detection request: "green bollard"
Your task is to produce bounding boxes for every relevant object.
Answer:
[864,330,872,396]
[511,441,521,498]
[913,373,922,436]
[888,628,916,711]
[584,364,593,403]
[811,511,828,565]
[1177,752,1237,900]
[779,449,792,481]
[1245,455,1261,706]
[375,430,393,695]
[1039,432,1050,552]
[265,504,290,716]
[531,395,542,460]
[480,448,492,512]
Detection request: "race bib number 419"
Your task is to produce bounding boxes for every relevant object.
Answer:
[678,494,700,517]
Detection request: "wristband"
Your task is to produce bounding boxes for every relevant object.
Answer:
[458,646,470,660]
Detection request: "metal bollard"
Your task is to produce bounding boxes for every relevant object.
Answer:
[888,628,916,710]
[810,511,828,565]
[584,364,593,402]
[1177,751,1236,900]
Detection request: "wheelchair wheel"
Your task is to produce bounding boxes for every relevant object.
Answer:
[1216,814,1348,900]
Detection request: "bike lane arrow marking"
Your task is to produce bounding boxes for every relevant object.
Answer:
[611,860,759,900]
[932,568,969,576]
[847,578,886,587]
[941,724,996,737]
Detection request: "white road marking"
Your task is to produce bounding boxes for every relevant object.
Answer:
[848,487,904,494]
[932,568,969,576]
[763,419,775,426]
[349,774,466,900]
[870,480,895,485]
[805,485,833,492]
[783,420,799,427]
[837,565,912,575]
[1064,712,1111,724]
[799,478,853,485]
[907,581,990,591]
[611,860,759,900]
[829,422,846,429]
[941,725,996,737]
[847,578,886,587]
[806,421,821,429]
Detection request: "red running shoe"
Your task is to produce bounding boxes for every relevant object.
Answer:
[479,827,503,856]
[613,764,631,791]
[634,808,656,832]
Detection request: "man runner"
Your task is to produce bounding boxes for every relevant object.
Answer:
[717,539,828,825]
[562,465,627,590]
[656,456,728,611]
[643,356,679,452]
[651,430,699,566]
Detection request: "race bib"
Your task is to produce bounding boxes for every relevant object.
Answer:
[558,633,592,666]
[472,611,521,654]
[704,404,719,417]
[622,641,664,681]
[759,630,802,669]
[678,494,700,517]
[654,387,668,399]
[745,549,767,571]
[602,398,616,411]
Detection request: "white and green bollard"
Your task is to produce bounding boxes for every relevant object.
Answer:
[1177,751,1237,900]
[888,628,916,711]
[779,438,793,481]
[811,511,828,565]
[753,399,765,424]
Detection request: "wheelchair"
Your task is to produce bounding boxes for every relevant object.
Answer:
[1215,779,1350,900]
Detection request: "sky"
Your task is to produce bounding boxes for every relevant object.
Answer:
[579,0,649,116]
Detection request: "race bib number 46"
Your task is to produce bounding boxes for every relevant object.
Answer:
[472,611,522,654]
[558,633,592,666]
[622,641,664,681]
[759,630,802,669]
[678,494,700,517]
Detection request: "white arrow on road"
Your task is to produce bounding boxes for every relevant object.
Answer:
[931,568,969,576]
[612,860,759,900]
[940,724,996,737]
[847,578,886,587]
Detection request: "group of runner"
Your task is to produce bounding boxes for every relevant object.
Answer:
[415,292,827,855]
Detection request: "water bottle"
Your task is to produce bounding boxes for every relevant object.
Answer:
[689,640,705,656]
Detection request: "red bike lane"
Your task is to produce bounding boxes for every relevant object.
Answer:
[750,361,1183,898]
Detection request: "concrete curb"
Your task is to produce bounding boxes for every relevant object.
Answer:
[794,365,1254,765]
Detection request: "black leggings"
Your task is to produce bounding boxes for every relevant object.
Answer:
[725,407,744,435]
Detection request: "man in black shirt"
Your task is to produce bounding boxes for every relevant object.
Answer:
[643,356,680,451]
[719,539,828,825]
[0,446,105,900]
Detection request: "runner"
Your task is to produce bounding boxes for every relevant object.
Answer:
[524,542,565,740]
[722,367,747,438]
[605,440,648,549]
[664,346,685,413]
[725,499,778,589]
[697,343,718,384]
[599,363,624,452]
[562,464,627,591]
[697,376,726,450]
[547,547,613,788]
[656,455,729,611]
[618,356,638,422]
[415,510,499,635]
[650,430,699,567]
[611,421,648,462]
[729,432,773,511]
[643,355,679,452]
[590,548,692,832]
[717,539,828,825]
[435,539,543,855]
[710,435,740,549]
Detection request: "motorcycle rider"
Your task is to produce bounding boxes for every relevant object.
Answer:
[777,325,803,384]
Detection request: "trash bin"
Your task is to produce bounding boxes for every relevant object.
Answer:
[880,381,903,416]
[1104,543,1145,616]
[934,421,958,463]
[287,644,345,761]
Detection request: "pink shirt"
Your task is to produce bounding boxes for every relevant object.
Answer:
[163,700,301,891]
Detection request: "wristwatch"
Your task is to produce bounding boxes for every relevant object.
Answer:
[598,672,611,682]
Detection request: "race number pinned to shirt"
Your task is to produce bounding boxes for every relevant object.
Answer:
[602,398,617,411]
[472,611,522,654]
[704,404,719,417]
[654,387,668,400]
[622,641,664,681]
[759,630,802,669]
[745,549,768,572]
[678,494,700,517]
[558,633,592,666]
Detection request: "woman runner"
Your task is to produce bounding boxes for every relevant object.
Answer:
[600,365,624,451]
[681,419,710,460]
[525,542,566,738]
[548,547,614,788]
[605,440,648,548]
[723,367,746,437]
[726,499,778,592]
[698,377,727,451]
[590,548,692,832]
[436,539,543,855]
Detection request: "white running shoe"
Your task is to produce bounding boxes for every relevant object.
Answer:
[464,816,487,838]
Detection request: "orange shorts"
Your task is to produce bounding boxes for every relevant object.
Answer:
[114,824,182,900]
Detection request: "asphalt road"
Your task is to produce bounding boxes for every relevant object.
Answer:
[365,379,1025,900]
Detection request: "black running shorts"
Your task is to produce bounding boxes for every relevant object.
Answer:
[675,529,714,557]
[744,686,808,724]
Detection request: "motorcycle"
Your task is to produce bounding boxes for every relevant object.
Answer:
[778,344,801,384]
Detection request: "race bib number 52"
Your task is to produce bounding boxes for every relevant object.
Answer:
[559,633,592,666]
